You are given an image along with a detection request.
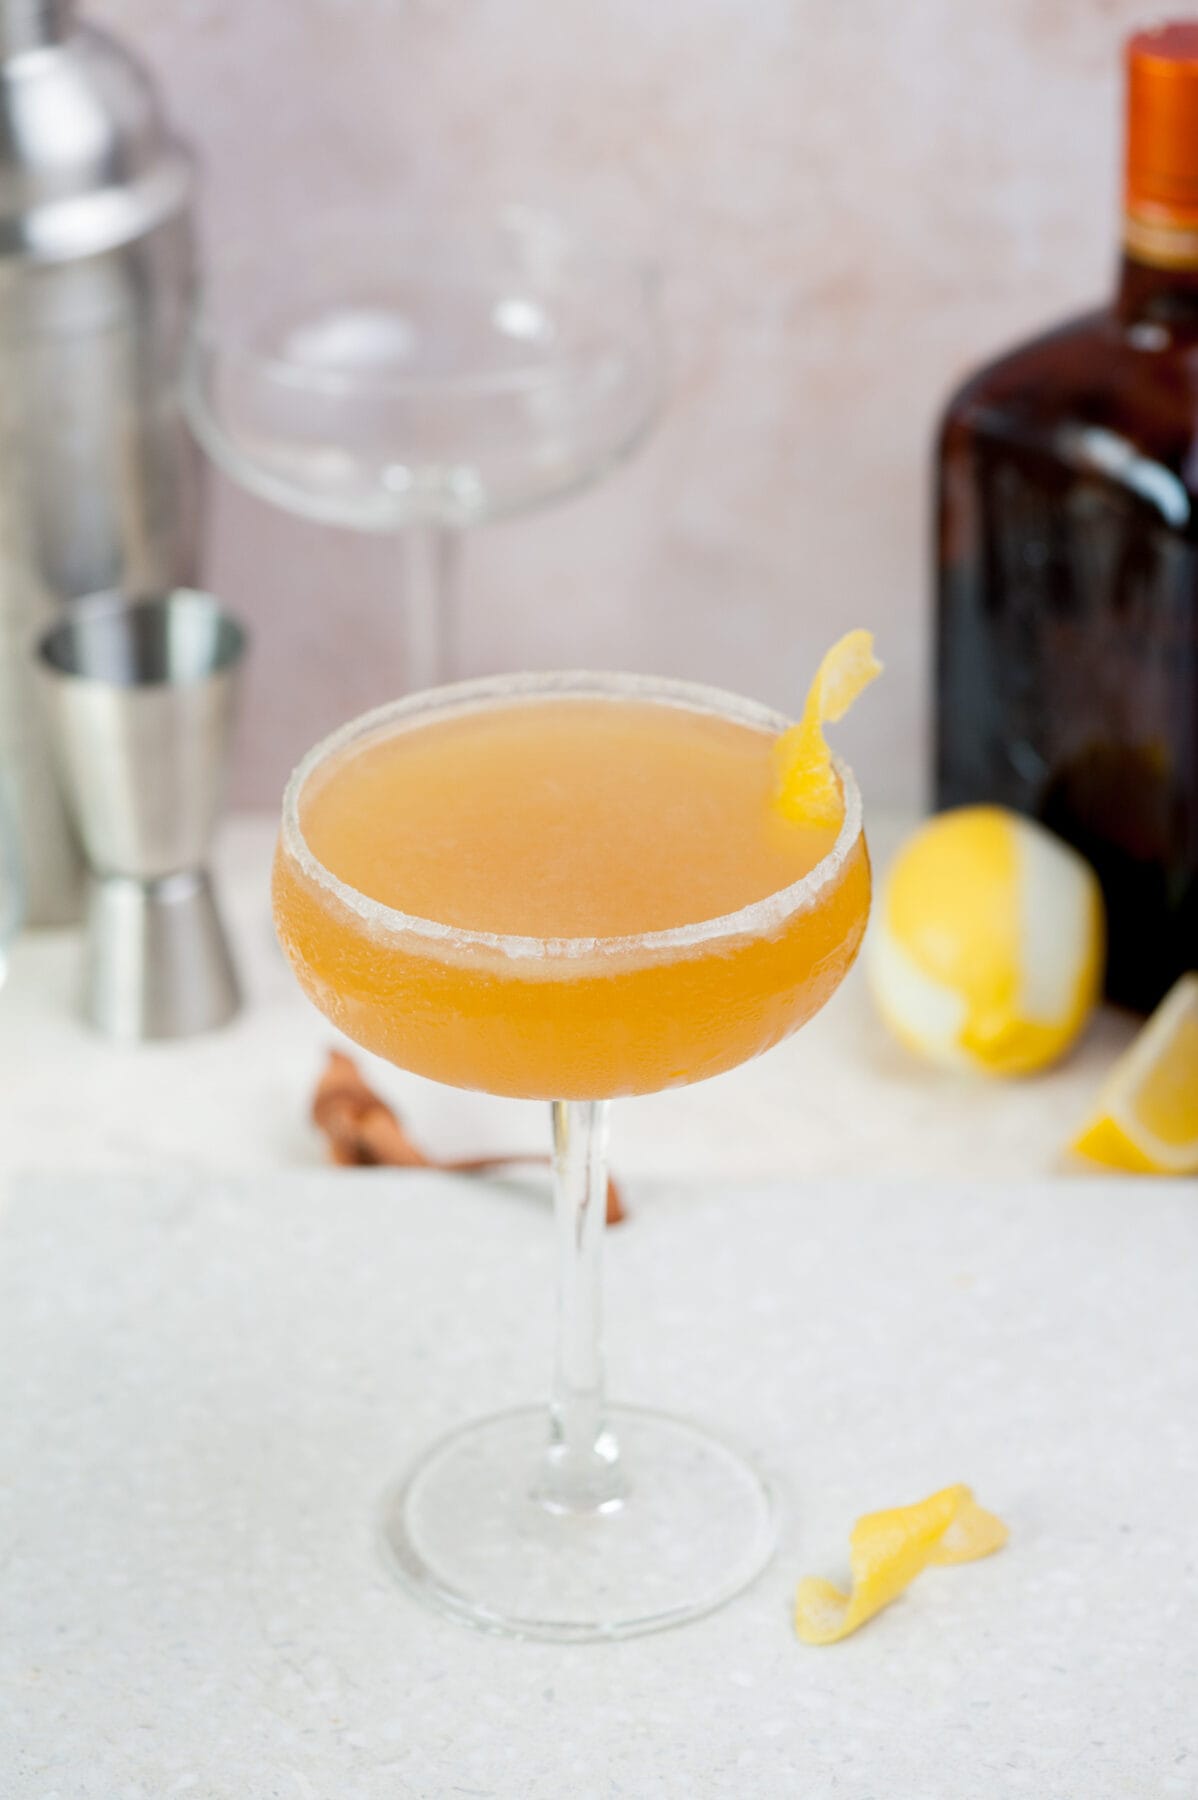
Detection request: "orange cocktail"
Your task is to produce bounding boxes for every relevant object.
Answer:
[271,669,871,1643]
[273,677,869,1100]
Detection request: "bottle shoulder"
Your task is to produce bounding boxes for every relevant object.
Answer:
[938,302,1198,503]
[942,308,1109,407]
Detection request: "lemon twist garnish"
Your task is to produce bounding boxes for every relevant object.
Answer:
[775,630,882,826]
[795,1483,1008,1646]
[1070,972,1198,1174]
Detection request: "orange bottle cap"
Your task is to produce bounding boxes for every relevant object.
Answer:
[1126,21,1198,226]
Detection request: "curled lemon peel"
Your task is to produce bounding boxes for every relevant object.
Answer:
[774,630,882,827]
[794,1483,1008,1645]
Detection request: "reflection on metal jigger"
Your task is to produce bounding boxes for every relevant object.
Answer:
[37,590,248,1041]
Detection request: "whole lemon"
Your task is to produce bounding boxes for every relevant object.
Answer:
[868,806,1105,1076]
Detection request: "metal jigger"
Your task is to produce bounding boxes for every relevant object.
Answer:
[37,590,248,1040]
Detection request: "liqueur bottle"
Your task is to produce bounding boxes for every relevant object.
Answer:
[935,21,1198,1011]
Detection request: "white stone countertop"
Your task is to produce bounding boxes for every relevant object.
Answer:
[2,814,1194,1796]
[3,1170,1195,1798]
[0,813,1145,1187]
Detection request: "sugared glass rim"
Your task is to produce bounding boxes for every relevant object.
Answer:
[280,671,864,963]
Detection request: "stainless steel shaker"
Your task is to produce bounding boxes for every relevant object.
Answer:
[37,589,245,1040]
[0,1,203,925]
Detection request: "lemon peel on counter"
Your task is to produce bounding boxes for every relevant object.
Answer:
[794,1483,1008,1645]
[1070,972,1198,1174]
[774,630,882,827]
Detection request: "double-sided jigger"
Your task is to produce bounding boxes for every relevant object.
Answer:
[37,590,248,1040]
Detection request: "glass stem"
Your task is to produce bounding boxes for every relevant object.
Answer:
[537,1099,625,1514]
[402,523,459,692]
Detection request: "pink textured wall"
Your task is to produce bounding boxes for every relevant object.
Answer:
[93,0,1148,809]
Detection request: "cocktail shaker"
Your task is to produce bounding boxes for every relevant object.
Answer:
[0,1,202,925]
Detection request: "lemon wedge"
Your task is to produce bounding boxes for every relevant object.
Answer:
[795,1483,1008,1645]
[868,806,1105,1076]
[775,629,882,826]
[1071,973,1198,1174]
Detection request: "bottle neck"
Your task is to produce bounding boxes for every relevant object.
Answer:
[1119,29,1198,329]
[1118,210,1198,328]
[0,0,73,56]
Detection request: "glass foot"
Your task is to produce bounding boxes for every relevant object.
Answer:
[379,1404,776,1641]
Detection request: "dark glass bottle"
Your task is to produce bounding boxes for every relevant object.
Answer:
[935,22,1198,1012]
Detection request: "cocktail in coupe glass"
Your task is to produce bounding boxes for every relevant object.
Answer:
[272,670,871,1640]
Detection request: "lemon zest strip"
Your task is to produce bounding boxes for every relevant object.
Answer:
[775,630,882,827]
[794,1483,1008,1645]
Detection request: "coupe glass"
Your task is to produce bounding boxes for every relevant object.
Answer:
[186,208,660,690]
[273,672,870,1641]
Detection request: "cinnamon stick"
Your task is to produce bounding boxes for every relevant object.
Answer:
[311,1050,626,1224]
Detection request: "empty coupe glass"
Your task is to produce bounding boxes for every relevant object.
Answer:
[186,207,660,690]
